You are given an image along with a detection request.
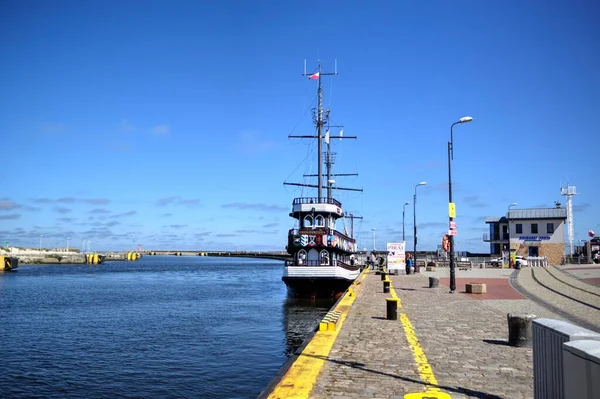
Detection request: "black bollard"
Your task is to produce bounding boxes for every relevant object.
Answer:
[383,280,390,293]
[381,271,387,281]
[507,313,536,347]
[386,298,399,320]
[428,276,439,288]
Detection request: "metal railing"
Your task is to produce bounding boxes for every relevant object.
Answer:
[482,233,508,242]
[285,259,357,269]
[292,197,342,207]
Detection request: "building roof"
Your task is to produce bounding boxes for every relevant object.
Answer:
[508,208,567,220]
[486,208,567,223]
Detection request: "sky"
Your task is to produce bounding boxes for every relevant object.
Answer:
[1,0,598,253]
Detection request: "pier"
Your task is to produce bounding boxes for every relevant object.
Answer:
[0,248,294,264]
[260,264,600,398]
[144,250,292,261]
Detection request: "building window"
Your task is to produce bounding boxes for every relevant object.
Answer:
[547,223,554,234]
[531,223,538,234]
[516,224,523,234]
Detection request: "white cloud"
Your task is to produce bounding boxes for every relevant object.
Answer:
[151,124,170,136]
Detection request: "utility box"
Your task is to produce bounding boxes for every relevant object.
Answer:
[563,340,600,399]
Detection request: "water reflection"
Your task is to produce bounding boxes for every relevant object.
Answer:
[282,298,336,357]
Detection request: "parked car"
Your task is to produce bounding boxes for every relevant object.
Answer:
[515,256,528,266]
[488,257,503,267]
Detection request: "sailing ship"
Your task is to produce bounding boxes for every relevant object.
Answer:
[282,61,362,299]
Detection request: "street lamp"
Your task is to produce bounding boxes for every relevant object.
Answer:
[448,116,473,293]
[402,201,410,242]
[371,228,376,250]
[507,203,517,265]
[39,234,43,251]
[67,236,70,252]
[413,182,427,273]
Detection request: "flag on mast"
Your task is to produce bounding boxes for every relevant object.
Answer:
[324,130,330,144]
[339,129,344,140]
[308,72,319,80]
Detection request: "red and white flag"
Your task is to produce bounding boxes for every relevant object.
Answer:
[589,230,596,237]
[308,72,319,80]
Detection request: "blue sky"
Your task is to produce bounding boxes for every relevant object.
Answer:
[1,1,598,252]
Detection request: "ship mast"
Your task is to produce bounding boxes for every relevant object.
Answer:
[316,64,323,200]
[285,60,362,198]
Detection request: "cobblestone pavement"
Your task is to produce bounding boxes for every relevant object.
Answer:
[311,271,543,399]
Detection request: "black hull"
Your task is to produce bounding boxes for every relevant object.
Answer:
[282,276,355,299]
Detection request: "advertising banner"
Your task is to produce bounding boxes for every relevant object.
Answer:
[387,242,406,271]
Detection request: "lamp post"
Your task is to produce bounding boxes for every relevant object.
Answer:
[448,116,473,293]
[371,228,376,250]
[39,234,43,251]
[507,203,517,265]
[67,236,70,252]
[413,182,427,273]
[402,201,410,242]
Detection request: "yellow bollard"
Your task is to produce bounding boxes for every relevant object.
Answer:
[93,253,99,265]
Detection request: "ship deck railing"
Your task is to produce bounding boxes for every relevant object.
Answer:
[285,259,358,270]
[292,197,342,207]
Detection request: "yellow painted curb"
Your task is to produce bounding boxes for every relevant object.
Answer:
[267,270,366,399]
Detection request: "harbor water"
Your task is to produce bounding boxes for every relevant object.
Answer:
[0,256,334,398]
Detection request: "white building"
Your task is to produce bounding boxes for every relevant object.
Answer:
[484,206,567,264]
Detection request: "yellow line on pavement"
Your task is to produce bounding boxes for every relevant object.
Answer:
[266,270,367,399]
[400,313,441,393]
[388,279,449,399]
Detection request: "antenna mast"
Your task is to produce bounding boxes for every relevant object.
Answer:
[560,184,577,255]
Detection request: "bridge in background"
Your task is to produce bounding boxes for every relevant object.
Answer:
[144,250,292,262]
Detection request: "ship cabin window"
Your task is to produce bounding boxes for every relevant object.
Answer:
[320,250,330,265]
[303,215,313,228]
[315,215,325,227]
[297,249,307,265]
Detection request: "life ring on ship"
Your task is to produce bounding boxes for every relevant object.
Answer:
[442,234,450,252]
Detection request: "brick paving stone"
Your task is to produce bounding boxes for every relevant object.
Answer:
[310,272,540,398]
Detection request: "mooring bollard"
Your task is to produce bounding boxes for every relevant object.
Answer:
[383,279,390,293]
[507,313,536,347]
[428,276,439,288]
[381,271,387,281]
[386,297,399,320]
